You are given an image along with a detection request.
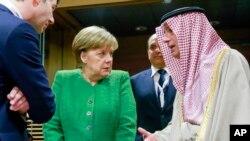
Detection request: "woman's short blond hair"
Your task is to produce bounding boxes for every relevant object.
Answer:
[72,26,118,67]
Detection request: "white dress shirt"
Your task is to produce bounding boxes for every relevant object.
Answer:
[151,66,170,107]
[0,0,23,18]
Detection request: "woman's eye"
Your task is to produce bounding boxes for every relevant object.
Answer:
[97,52,105,56]
[110,52,114,56]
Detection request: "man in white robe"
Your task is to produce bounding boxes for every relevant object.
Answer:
[139,6,250,141]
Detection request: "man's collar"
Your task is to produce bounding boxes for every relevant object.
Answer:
[0,0,23,19]
[150,65,167,77]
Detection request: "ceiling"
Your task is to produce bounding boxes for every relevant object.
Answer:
[55,0,250,37]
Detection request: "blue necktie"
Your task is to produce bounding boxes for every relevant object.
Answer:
[157,69,166,107]
[158,69,166,87]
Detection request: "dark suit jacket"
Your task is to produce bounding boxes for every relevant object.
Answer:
[0,4,55,141]
[131,68,176,141]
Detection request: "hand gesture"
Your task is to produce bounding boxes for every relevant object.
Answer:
[7,86,30,115]
[138,127,157,141]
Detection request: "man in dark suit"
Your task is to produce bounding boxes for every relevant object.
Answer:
[0,0,59,140]
[131,34,176,141]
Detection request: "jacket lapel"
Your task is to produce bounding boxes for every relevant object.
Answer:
[145,69,162,109]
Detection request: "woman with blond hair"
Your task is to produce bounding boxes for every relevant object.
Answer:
[43,26,136,141]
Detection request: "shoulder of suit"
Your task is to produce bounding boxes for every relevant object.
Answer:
[0,11,33,29]
[131,68,150,78]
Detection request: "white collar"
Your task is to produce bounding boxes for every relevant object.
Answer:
[0,0,23,19]
[150,65,167,77]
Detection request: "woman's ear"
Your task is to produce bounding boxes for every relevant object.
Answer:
[80,51,87,64]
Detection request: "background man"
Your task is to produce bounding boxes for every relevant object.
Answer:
[131,34,176,141]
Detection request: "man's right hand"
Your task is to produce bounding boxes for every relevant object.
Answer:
[7,86,30,115]
[138,127,157,141]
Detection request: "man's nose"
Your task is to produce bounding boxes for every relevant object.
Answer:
[48,16,55,25]
[163,36,170,43]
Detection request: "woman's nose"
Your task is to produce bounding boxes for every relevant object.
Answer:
[105,55,113,62]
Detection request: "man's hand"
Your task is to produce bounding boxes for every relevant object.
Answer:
[138,127,157,141]
[7,86,30,115]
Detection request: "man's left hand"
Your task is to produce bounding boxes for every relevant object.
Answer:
[7,86,30,115]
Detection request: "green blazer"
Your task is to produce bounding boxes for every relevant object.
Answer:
[43,69,136,141]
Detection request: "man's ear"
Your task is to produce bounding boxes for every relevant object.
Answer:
[33,0,41,7]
